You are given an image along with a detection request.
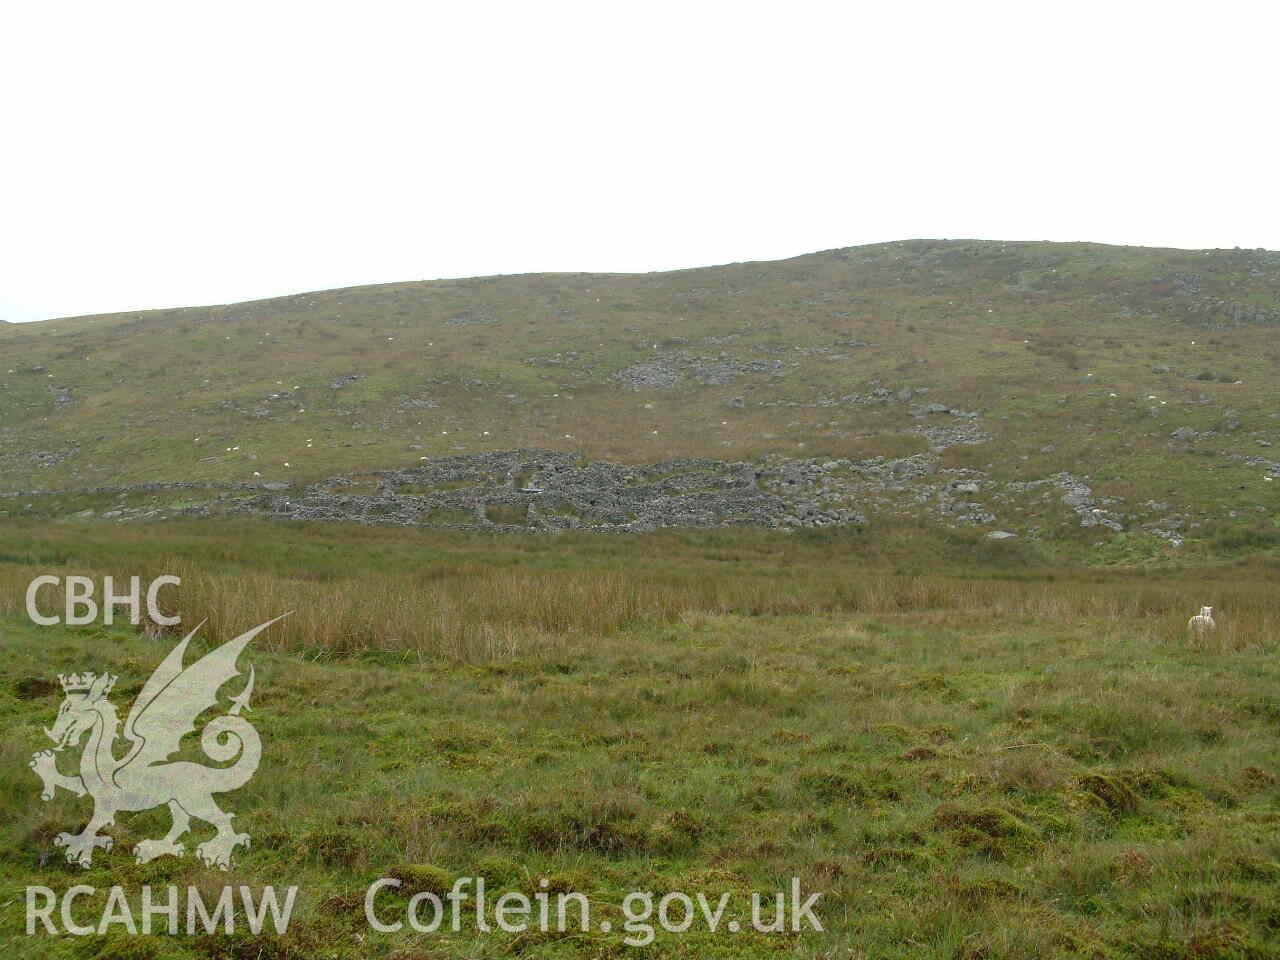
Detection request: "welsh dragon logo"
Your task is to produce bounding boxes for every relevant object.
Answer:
[28,617,283,871]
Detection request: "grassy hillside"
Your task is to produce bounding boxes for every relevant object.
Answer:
[2,242,1277,957]
[2,240,1278,551]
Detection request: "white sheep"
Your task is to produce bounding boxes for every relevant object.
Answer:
[1187,605,1216,636]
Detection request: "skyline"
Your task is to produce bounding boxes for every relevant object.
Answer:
[4,1,1278,324]
[5,235,1277,325]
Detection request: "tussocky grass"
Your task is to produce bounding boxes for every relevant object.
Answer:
[0,519,1277,658]
[0,522,1276,957]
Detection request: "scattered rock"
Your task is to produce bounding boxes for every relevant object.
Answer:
[29,448,79,468]
[914,420,992,451]
[1056,474,1124,531]
[913,402,952,416]
[613,360,682,391]
[614,354,789,391]
[690,358,784,385]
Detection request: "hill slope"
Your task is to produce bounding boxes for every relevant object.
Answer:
[2,240,1278,548]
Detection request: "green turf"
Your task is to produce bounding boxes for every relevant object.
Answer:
[0,521,1277,958]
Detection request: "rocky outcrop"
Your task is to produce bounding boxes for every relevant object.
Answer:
[1004,473,1125,532]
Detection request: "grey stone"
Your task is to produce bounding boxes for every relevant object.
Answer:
[613,361,682,391]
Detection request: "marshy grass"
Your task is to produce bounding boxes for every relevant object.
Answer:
[0,519,1275,659]
[0,519,1277,958]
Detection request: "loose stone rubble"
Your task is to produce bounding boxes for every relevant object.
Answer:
[110,448,1092,535]
[611,356,788,391]
[1004,473,1126,532]
[232,450,866,531]
[8,444,1226,542]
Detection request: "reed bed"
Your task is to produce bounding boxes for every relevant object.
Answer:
[1,524,1273,659]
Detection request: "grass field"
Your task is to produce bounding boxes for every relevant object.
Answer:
[1,521,1278,959]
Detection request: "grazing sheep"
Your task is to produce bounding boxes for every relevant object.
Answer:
[1187,605,1216,636]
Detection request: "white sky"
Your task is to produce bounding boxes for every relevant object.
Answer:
[2,1,1277,323]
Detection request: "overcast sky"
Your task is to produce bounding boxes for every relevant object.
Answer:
[3,2,1276,323]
